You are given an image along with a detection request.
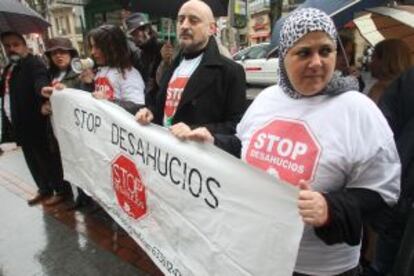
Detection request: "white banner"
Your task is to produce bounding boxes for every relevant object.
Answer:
[51,89,303,276]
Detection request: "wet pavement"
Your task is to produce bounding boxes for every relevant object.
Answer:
[0,145,163,276]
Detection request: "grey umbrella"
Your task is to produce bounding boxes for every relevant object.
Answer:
[0,0,50,34]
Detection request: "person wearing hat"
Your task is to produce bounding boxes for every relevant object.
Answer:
[44,37,80,89]
[126,13,163,108]
[38,37,82,206]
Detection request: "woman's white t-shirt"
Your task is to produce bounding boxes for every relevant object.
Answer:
[237,85,400,275]
[95,66,145,105]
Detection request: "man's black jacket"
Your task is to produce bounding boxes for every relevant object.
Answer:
[0,54,49,145]
[151,37,246,135]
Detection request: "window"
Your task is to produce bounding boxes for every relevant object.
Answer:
[233,47,252,60]
[246,46,266,59]
[66,16,72,34]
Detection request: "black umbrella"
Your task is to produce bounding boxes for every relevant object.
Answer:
[0,0,50,34]
[130,0,229,17]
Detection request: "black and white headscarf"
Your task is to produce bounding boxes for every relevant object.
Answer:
[278,8,359,99]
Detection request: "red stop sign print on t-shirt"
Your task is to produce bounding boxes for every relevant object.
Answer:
[164,77,189,118]
[245,118,321,186]
[95,76,115,100]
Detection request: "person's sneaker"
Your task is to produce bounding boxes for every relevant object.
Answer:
[0,148,4,156]
[27,193,51,206]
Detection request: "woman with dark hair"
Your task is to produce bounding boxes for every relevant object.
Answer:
[368,39,412,104]
[83,24,145,114]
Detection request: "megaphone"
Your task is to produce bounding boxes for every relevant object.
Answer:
[71,57,94,74]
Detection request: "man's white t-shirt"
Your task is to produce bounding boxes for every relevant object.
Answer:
[237,85,400,275]
[163,54,203,127]
[3,64,15,123]
[95,66,145,105]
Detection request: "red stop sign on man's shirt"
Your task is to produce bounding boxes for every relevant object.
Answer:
[245,119,321,186]
[164,77,189,117]
[111,154,147,219]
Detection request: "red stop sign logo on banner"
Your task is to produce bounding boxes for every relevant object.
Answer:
[111,154,147,219]
[245,119,321,186]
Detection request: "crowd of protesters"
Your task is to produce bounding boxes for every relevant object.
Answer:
[1,0,414,275]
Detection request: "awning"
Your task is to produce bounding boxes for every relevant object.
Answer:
[353,5,414,52]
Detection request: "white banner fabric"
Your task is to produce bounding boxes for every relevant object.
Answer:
[50,89,304,276]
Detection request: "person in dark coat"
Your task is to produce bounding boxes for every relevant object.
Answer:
[126,13,163,108]
[39,37,82,206]
[365,66,414,276]
[0,32,54,205]
[135,0,246,136]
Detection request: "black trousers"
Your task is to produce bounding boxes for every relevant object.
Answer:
[21,140,71,196]
[46,120,72,196]
[1,115,16,143]
[21,142,54,195]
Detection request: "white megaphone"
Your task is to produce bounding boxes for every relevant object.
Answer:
[71,57,94,73]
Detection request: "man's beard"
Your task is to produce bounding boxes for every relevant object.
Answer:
[179,33,206,54]
[181,40,205,54]
[137,33,152,48]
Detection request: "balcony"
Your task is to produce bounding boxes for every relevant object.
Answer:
[55,0,89,5]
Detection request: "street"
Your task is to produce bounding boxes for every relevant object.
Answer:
[0,145,162,276]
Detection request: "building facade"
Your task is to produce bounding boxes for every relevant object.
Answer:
[248,0,305,45]
[47,0,87,55]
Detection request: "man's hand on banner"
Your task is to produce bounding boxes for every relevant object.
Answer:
[298,180,329,227]
[41,86,54,98]
[41,83,66,99]
[182,127,214,143]
[135,108,154,125]
[54,83,66,90]
[170,122,192,140]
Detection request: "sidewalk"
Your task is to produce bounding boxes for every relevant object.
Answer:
[0,145,162,276]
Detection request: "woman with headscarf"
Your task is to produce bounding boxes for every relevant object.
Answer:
[174,8,401,275]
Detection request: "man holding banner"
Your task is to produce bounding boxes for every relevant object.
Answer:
[135,0,246,136]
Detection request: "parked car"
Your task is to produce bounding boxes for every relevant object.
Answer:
[233,43,279,86]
